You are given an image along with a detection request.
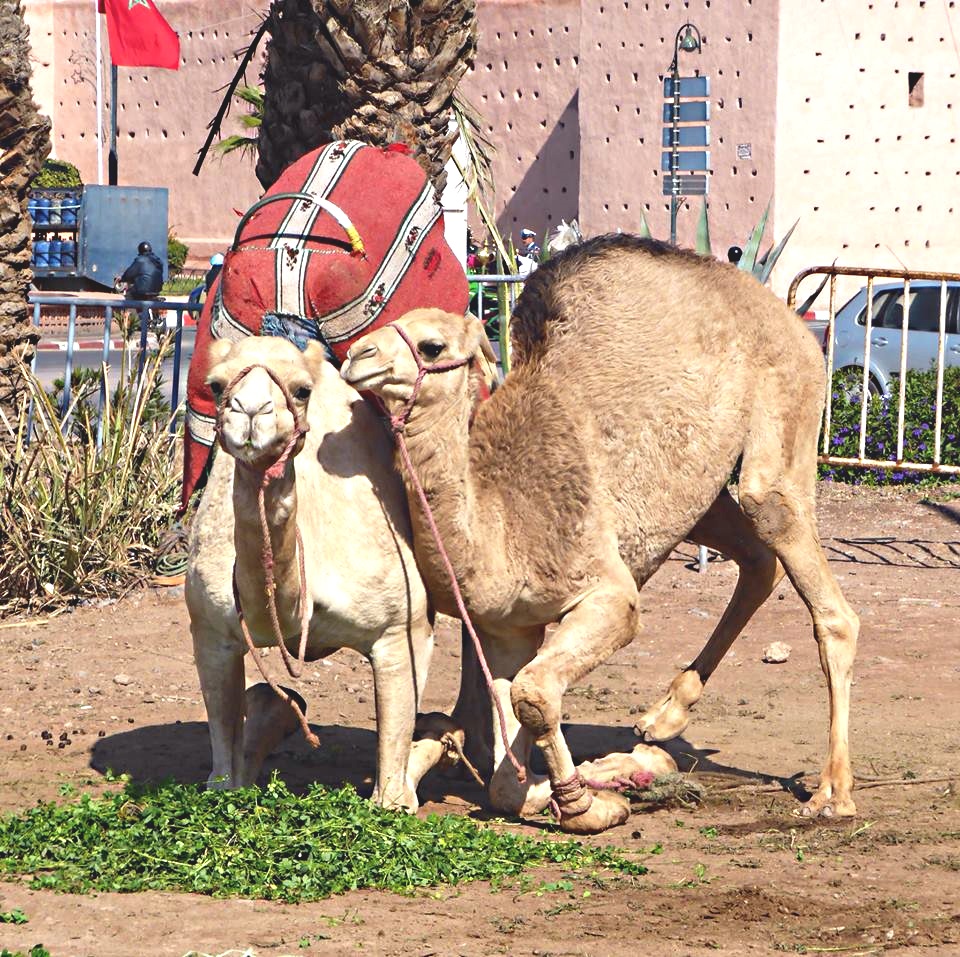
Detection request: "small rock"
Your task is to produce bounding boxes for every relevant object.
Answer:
[113,674,132,686]
[762,641,792,664]
[88,687,102,695]
[142,694,155,704]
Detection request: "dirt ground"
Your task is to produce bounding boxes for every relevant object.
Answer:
[1,483,958,957]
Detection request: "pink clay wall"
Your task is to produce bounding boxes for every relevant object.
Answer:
[22,0,960,299]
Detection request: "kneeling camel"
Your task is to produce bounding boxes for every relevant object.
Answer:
[342,234,859,834]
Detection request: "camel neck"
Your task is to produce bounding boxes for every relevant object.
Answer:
[396,396,496,612]
[231,458,304,640]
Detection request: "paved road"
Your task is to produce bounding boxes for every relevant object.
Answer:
[34,327,196,411]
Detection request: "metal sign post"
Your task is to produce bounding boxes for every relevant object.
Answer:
[664,24,709,245]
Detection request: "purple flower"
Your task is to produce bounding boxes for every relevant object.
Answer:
[918,443,927,452]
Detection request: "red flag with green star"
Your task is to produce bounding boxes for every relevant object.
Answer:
[101,0,180,70]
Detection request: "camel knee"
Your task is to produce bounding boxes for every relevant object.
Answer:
[738,486,801,545]
[511,669,561,740]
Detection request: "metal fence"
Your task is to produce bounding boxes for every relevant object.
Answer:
[28,293,200,443]
[26,276,525,440]
[788,265,960,477]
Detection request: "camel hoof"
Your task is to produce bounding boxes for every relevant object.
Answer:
[633,670,703,743]
[559,790,630,835]
[795,792,857,819]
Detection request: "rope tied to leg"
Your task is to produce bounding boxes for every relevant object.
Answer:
[548,771,593,821]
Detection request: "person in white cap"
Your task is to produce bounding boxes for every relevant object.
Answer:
[519,227,541,262]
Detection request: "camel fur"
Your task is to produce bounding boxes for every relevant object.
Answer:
[342,234,860,834]
[185,335,452,810]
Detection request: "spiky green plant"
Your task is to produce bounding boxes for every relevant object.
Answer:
[0,348,181,613]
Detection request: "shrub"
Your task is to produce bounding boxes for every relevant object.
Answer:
[0,348,181,613]
[820,366,960,486]
[167,231,189,272]
[32,158,82,189]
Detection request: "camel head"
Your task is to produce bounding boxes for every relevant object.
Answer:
[341,308,489,416]
[206,336,327,471]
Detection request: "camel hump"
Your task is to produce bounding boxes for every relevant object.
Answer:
[509,233,787,367]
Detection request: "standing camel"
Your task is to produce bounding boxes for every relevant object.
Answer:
[186,335,456,810]
[341,234,859,834]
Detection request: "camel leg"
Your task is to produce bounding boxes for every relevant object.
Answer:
[479,629,556,817]
[193,627,246,788]
[510,567,641,834]
[451,622,495,779]
[636,487,785,742]
[241,683,307,785]
[738,414,860,818]
[368,622,435,811]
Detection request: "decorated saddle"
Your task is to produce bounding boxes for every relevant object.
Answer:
[182,140,469,508]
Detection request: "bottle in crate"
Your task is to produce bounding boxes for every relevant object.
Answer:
[47,239,62,268]
[33,239,50,268]
[62,240,76,268]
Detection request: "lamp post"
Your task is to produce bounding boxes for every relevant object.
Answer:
[668,22,702,245]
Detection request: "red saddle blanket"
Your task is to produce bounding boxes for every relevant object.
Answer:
[182,140,468,508]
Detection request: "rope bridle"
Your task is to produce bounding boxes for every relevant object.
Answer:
[384,322,527,784]
[215,363,318,749]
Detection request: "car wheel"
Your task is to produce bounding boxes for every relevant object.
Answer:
[835,366,882,403]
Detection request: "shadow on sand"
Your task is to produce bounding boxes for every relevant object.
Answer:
[90,718,812,810]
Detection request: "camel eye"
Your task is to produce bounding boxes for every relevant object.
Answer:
[419,340,445,360]
[208,380,224,400]
[293,385,312,402]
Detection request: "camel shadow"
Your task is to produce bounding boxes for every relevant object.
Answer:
[90,719,810,809]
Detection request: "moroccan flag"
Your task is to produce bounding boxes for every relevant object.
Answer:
[101,0,180,70]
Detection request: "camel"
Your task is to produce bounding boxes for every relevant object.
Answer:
[341,233,860,834]
[185,335,458,810]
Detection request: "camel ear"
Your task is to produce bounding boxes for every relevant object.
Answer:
[302,340,329,379]
[463,314,486,358]
[207,337,234,367]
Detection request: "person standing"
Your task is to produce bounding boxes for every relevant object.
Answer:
[519,227,541,262]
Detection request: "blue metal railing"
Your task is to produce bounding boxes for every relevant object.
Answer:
[27,293,202,446]
[26,275,526,446]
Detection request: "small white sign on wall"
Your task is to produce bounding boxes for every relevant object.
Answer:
[737,143,753,160]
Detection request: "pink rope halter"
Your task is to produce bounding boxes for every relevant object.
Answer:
[385,322,527,784]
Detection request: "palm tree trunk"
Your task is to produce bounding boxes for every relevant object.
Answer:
[0,0,51,444]
[257,0,476,196]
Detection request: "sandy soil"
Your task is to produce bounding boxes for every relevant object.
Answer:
[1,484,958,957]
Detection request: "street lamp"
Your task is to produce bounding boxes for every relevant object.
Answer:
[668,22,702,245]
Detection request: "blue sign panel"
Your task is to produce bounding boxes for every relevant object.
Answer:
[663,75,710,99]
[662,101,710,123]
[661,126,709,148]
[660,150,710,172]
